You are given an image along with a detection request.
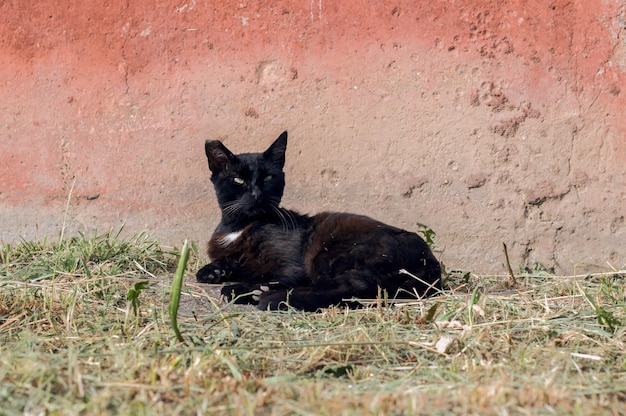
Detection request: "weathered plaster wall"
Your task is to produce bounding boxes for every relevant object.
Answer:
[1,0,624,273]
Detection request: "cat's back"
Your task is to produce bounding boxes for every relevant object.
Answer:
[307,211,409,239]
[303,211,435,275]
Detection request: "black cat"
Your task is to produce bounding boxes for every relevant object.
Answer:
[196,131,441,311]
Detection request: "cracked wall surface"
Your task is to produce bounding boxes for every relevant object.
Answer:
[1,0,624,274]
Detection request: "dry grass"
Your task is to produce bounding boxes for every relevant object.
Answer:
[1,232,625,415]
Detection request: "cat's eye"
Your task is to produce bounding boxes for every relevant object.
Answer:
[264,175,272,182]
[233,177,245,185]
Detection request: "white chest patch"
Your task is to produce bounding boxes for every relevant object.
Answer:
[220,230,243,246]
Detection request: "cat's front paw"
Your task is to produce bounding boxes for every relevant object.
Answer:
[251,285,271,302]
[221,283,286,306]
[196,263,229,283]
[221,283,258,304]
[256,289,290,311]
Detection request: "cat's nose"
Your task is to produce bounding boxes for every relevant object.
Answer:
[251,187,261,200]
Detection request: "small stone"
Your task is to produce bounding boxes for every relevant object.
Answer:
[464,173,488,189]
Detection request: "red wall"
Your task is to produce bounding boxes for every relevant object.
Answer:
[1,1,624,273]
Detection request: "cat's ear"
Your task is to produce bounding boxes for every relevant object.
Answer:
[263,131,288,169]
[205,140,235,174]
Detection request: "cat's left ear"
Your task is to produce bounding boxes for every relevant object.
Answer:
[263,131,288,169]
[205,140,235,174]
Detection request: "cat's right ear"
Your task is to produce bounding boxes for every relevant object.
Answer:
[263,131,288,169]
[205,140,235,174]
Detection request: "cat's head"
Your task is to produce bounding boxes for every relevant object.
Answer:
[204,131,287,223]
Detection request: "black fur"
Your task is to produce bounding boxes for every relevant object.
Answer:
[196,131,441,311]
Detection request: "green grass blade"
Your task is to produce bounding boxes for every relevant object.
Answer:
[169,240,189,342]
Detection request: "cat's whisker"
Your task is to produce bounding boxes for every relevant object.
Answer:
[284,209,298,230]
[271,205,289,231]
[221,201,243,218]
[268,197,297,231]
[281,205,295,230]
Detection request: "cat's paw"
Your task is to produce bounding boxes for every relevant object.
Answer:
[256,289,290,311]
[221,283,258,304]
[196,263,229,283]
[251,285,271,302]
[221,283,287,306]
